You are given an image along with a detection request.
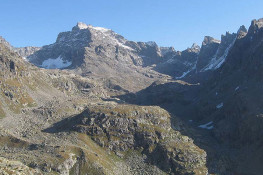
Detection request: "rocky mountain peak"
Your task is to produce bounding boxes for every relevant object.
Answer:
[0,36,13,51]
[196,32,237,72]
[160,46,175,56]
[190,43,201,52]
[202,36,220,46]
[145,41,158,47]
[76,22,89,29]
[220,32,237,46]
[196,36,221,71]
[247,18,263,35]
[251,18,263,29]
[223,31,235,38]
[72,22,111,34]
[237,25,248,39]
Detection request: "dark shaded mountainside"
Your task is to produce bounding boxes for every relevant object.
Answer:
[0,18,263,175]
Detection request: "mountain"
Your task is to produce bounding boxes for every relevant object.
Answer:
[19,22,173,92]
[13,22,242,82]
[19,22,241,84]
[0,37,208,174]
[2,18,263,175]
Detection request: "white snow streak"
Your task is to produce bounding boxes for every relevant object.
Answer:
[176,69,191,79]
[199,121,214,130]
[216,103,223,109]
[176,64,196,79]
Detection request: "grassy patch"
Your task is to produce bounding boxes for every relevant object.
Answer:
[78,133,121,173]
[0,136,30,148]
[0,102,5,118]
[18,94,35,107]
[5,78,22,88]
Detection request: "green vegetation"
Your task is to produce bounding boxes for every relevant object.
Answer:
[0,77,36,114]
[0,135,30,148]
[77,133,121,174]
[0,102,5,118]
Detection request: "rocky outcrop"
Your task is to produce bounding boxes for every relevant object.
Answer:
[66,105,208,175]
[0,157,38,175]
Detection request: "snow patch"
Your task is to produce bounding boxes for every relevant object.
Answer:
[92,26,111,33]
[116,41,133,50]
[216,103,223,109]
[41,56,72,69]
[92,27,133,51]
[176,69,191,79]
[77,22,89,29]
[176,64,196,79]
[22,57,28,61]
[199,121,214,130]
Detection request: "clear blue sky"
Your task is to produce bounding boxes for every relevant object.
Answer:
[1,0,263,50]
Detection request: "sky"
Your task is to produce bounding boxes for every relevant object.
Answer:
[0,0,263,50]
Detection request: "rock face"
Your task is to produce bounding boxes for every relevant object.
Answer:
[154,44,200,78]
[197,33,237,72]
[196,36,220,72]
